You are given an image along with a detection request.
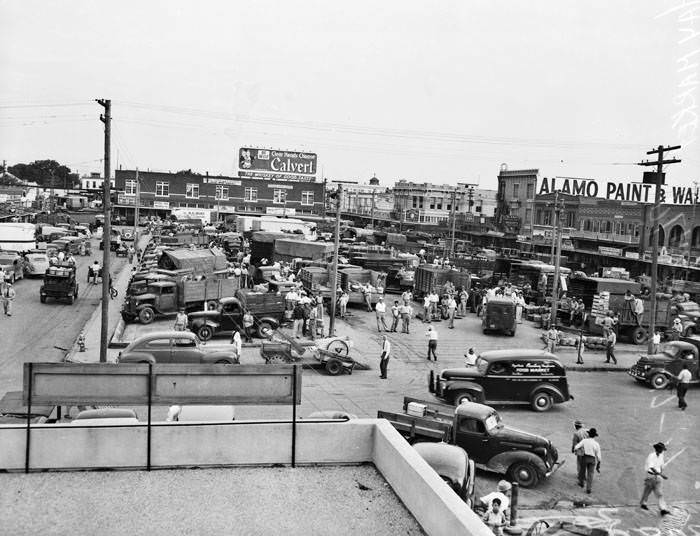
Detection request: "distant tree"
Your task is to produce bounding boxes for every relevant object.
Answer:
[8,159,73,187]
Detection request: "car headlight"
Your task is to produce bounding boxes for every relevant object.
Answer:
[643,365,651,370]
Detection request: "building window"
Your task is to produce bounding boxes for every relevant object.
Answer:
[124,180,136,196]
[542,210,552,226]
[244,187,257,202]
[603,221,612,233]
[566,212,575,228]
[513,184,520,198]
[273,189,287,204]
[215,185,229,200]
[186,183,199,199]
[436,198,443,210]
[525,208,532,223]
[429,197,436,210]
[536,209,542,225]
[156,181,169,197]
[301,191,314,206]
[526,183,534,199]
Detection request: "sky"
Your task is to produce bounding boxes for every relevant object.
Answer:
[1,0,698,190]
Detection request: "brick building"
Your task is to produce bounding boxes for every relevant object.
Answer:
[495,166,539,235]
[113,169,326,223]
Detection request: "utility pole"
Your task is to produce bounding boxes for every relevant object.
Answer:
[450,189,457,258]
[638,145,682,352]
[370,189,376,229]
[133,168,140,242]
[97,99,111,363]
[328,184,342,336]
[550,193,564,328]
[550,190,559,264]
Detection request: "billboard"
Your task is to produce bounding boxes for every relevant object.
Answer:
[239,148,317,181]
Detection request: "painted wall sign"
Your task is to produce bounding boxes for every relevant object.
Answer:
[538,177,697,205]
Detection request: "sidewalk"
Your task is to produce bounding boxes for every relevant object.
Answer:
[66,234,151,364]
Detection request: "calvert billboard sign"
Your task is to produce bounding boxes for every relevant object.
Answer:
[538,176,697,205]
[239,148,317,181]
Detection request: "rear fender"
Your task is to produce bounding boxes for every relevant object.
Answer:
[118,352,155,364]
[190,318,220,330]
[258,316,280,328]
[529,383,566,403]
[486,451,546,476]
[201,352,237,364]
[445,380,485,402]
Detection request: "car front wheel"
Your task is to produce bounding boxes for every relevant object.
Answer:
[508,462,540,488]
[198,325,213,341]
[452,391,474,405]
[650,373,670,390]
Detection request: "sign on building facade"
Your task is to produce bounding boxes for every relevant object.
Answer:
[238,148,317,181]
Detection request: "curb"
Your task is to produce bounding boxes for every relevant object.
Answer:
[108,317,127,349]
[564,364,629,372]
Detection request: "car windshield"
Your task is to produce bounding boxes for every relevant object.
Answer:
[484,412,503,433]
[661,345,681,358]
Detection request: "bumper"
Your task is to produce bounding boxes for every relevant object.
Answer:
[627,368,647,380]
[545,459,566,479]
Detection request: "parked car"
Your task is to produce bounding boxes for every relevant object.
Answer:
[71,408,139,425]
[117,331,240,364]
[24,252,50,277]
[429,349,573,412]
[482,297,517,336]
[413,442,476,507]
[0,251,25,283]
[628,338,700,389]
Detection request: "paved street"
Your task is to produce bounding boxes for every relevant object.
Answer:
[0,237,127,395]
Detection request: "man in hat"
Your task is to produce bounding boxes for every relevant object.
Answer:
[2,282,16,316]
[426,325,438,361]
[574,428,601,493]
[571,420,589,484]
[375,297,389,332]
[479,480,512,522]
[640,442,669,515]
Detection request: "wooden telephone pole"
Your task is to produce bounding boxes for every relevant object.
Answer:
[96,99,111,363]
[638,145,681,352]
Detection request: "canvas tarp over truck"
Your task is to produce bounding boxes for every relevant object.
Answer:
[273,239,334,262]
[159,248,228,273]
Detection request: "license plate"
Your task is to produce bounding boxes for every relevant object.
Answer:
[490,324,495,328]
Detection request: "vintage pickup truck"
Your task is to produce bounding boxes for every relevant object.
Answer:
[378,397,562,488]
[628,338,700,389]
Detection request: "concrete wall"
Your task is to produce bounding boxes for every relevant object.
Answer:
[0,419,489,536]
[372,420,493,536]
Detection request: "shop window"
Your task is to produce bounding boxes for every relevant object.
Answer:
[124,180,136,195]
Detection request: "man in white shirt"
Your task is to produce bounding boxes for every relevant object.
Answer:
[676,363,692,410]
[574,428,601,493]
[423,295,431,323]
[428,291,439,321]
[447,295,457,328]
[426,326,438,361]
[640,442,669,515]
[464,348,477,367]
[375,297,389,332]
[379,335,391,379]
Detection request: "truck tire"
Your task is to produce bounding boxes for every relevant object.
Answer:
[530,391,553,412]
[325,359,343,376]
[40,294,46,303]
[631,326,648,345]
[207,300,218,311]
[139,307,155,324]
[67,294,74,305]
[197,325,213,341]
[507,461,540,488]
[452,391,474,406]
[257,321,274,339]
[650,373,670,390]
[684,326,694,337]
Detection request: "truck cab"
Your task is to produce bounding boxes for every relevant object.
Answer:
[123,280,178,324]
[628,339,700,389]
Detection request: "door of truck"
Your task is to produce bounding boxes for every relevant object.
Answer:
[156,283,177,312]
[221,301,244,333]
[453,415,493,465]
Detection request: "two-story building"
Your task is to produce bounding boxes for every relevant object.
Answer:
[113,169,326,224]
[495,166,539,236]
[332,175,394,222]
[80,172,114,192]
